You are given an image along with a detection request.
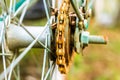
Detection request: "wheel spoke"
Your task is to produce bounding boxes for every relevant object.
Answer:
[19,0,29,24]
[2,0,8,14]
[0,22,4,43]
[44,62,54,80]
[14,17,53,53]
[8,55,16,80]
[2,38,7,80]
[7,55,19,80]
[13,0,28,17]
[0,0,63,80]
[9,0,13,15]
[43,0,50,21]
[17,64,20,80]
[0,25,48,80]
[41,34,48,80]
[1,16,8,80]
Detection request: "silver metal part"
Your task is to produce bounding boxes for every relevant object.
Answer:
[0,23,107,51]
[0,23,49,50]
[89,35,107,44]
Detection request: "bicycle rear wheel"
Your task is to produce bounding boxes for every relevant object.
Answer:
[0,0,60,80]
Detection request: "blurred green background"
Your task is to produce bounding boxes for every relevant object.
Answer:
[22,19,120,80]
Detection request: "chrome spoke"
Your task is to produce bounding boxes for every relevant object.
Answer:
[44,62,54,80]
[14,17,52,53]
[13,0,27,17]
[2,38,7,80]
[17,64,20,80]
[7,56,18,80]
[1,15,7,80]
[19,0,29,24]
[0,22,4,43]
[43,0,50,21]
[9,0,13,15]
[0,25,48,80]
[0,0,66,80]
[8,55,16,80]
[41,34,48,80]
[3,0,8,13]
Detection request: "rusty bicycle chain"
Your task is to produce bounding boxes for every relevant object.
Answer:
[56,0,71,73]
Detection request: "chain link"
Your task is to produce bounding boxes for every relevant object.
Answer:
[56,0,70,73]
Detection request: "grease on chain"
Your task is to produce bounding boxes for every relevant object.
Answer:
[56,0,70,74]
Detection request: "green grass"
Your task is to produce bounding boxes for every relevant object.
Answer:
[23,18,47,26]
